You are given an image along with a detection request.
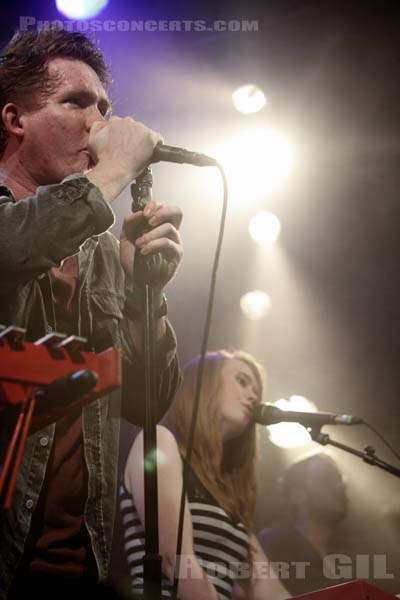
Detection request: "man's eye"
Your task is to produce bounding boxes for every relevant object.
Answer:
[65,98,81,106]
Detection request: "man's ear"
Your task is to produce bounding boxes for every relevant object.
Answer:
[2,103,25,140]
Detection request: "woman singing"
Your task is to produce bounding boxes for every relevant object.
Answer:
[120,351,289,599]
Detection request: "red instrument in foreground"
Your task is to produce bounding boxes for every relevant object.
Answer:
[0,325,122,509]
[294,580,398,599]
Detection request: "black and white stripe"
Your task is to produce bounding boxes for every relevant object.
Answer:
[120,482,249,599]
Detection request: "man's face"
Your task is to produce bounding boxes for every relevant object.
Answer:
[18,57,110,185]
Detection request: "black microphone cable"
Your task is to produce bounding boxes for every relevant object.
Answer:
[362,422,400,463]
[171,162,228,600]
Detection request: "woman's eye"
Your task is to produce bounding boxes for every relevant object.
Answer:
[236,376,247,387]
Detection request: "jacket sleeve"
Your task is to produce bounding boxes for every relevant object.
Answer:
[0,176,114,294]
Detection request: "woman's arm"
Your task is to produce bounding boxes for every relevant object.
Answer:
[234,534,291,600]
[124,425,219,600]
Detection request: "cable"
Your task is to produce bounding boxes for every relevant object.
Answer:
[363,421,400,463]
[171,162,228,599]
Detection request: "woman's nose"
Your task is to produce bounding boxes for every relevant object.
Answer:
[248,391,259,406]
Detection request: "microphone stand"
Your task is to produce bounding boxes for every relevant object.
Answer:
[131,167,167,600]
[309,427,400,479]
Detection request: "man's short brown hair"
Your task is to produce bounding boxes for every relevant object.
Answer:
[0,29,110,157]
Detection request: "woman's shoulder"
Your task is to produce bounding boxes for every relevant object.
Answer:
[124,426,183,494]
[126,425,181,469]
[156,424,179,447]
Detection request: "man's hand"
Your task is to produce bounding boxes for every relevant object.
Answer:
[120,200,183,289]
[86,117,163,203]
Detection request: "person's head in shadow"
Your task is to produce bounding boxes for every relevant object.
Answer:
[258,452,348,596]
[274,450,348,561]
[280,451,347,529]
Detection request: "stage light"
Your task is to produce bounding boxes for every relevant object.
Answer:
[212,127,294,204]
[267,396,317,449]
[56,0,109,19]
[232,84,267,114]
[240,290,271,320]
[249,211,281,249]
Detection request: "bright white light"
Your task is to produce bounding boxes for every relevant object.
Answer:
[249,211,281,249]
[232,84,267,114]
[212,128,294,204]
[267,396,317,449]
[240,290,271,320]
[56,0,108,19]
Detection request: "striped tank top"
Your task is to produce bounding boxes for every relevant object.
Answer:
[120,463,249,599]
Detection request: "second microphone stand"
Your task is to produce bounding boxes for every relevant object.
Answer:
[131,167,168,600]
[309,427,400,479]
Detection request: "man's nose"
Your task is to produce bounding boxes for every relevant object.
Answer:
[86,107,106,130]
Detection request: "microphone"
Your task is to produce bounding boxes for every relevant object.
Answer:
[35,369,98,409]
[254,404,364,427]
[151,144,218,167]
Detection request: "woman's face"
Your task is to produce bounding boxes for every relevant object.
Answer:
[218,358,261,441]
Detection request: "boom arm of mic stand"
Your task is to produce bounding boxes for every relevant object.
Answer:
[309,428,400,479]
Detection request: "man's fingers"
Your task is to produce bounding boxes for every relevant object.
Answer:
[121,203,183,241]
[138,237,183,262]
[135,222,181,249]
[148,205,183,229]
[90,119,108,136]
[120,210,145,240]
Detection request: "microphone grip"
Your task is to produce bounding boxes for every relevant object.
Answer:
[152,144,187,164]
[151,143,217,167]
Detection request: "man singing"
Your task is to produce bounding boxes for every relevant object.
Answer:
[0,29,183,598]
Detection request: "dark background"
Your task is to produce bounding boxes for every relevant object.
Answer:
[1,0,399,594]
